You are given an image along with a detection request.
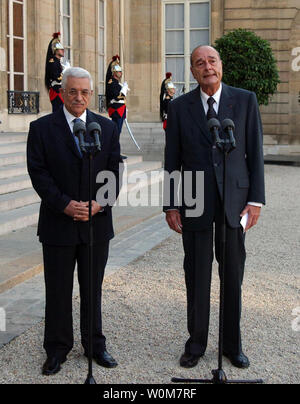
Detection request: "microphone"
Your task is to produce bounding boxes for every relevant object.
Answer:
[222,119,236,150]
[73,120,87,153]
[207,118,222,148]
[87,122,102,151]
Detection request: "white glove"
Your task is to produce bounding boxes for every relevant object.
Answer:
[121,82,130,97]
[61,60,71,74]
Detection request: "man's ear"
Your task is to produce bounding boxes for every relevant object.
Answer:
[190,66,195,80]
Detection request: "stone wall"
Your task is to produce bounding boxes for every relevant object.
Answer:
[0,0,299,155]
[224,0,300,153]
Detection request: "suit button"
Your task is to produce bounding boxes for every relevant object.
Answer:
[214,163,219,168]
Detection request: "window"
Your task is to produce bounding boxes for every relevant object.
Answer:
[163,0,210,94]
[60,0,72,63]
[98,0,106,94]
[7,0,27,91]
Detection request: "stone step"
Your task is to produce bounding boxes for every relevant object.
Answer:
[0,175,32,195]
[125,160,162,176]
[0,153,26,167]
[0,189,40,212]
[124,155,143,165]
[120,124,165,161]
[0,164,28,180]
[0,203,40,236]
[0,133,27,145]
[0,173,163,237]
[0,142,26,155]
[0,158,162,236]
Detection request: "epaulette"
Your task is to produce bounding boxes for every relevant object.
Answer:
[108,79,113,84]
[49,58,54,63]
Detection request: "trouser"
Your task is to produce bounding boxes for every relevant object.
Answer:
[50,95,64,113]
[182,221,246,356]
[42,242,109,360]
[112,114,125,136]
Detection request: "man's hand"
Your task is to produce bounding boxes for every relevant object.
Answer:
[240,204,261,232]
[64,200,102,222]
[64,200,88,219]
[166,210,183,234]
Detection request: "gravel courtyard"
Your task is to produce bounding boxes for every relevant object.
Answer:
[0,164,299,384]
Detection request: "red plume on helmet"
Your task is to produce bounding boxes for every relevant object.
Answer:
[166,72,172,79]
[52,32,61,39]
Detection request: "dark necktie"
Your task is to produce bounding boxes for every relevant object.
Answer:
[207,97,217,120]
[72,118,83,157]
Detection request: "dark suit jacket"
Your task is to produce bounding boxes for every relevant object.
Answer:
[163,83,265,230]
[27,107,122,245]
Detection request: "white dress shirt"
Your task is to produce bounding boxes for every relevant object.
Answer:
[63,105,87,132]
[200,84,222,116]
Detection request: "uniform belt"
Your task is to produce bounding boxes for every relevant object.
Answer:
[110,99,125,104]
[51,81,61,87]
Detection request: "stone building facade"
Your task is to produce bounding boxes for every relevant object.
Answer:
[0,0,299,155]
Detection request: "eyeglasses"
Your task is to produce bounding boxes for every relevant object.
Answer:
[65,89,92,97]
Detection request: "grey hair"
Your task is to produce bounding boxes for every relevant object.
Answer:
[190,45,221,66]
[61,67,94,90]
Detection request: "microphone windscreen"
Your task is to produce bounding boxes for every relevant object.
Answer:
[73,120,86,135]
[208,118,221,130]
[87,122,102,134]
[222,118,235,131]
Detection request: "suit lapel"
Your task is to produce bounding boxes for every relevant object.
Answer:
[86,109,93,128]
[188,86,212,144]
[53,107,83,159]
[218,83,235,125]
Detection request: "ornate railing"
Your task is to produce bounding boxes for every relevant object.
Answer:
[7,91,40,114]
[98,94,107,113]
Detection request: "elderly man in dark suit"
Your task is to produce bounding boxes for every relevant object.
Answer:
[27,67,122,376]
[164,46,265,369]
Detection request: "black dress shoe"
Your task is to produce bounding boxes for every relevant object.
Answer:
[85,350,118,368]
[223,352,250,369]
[42,356,66,376]
[179,352,203,368]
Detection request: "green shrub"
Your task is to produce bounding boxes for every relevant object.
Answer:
[215,29,280,105]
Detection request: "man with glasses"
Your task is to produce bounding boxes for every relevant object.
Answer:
[27,67,122,376]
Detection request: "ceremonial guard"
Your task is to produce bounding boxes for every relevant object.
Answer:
[160,73,176,132]
[105,55,129,135]
[45,33,65,112]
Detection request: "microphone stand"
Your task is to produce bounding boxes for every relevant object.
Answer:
[79,131,101,385]
[171,123,263,385]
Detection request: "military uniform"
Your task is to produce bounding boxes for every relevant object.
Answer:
[45,33,64,112]
[105,55,129,135]
[160,73,176,132]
